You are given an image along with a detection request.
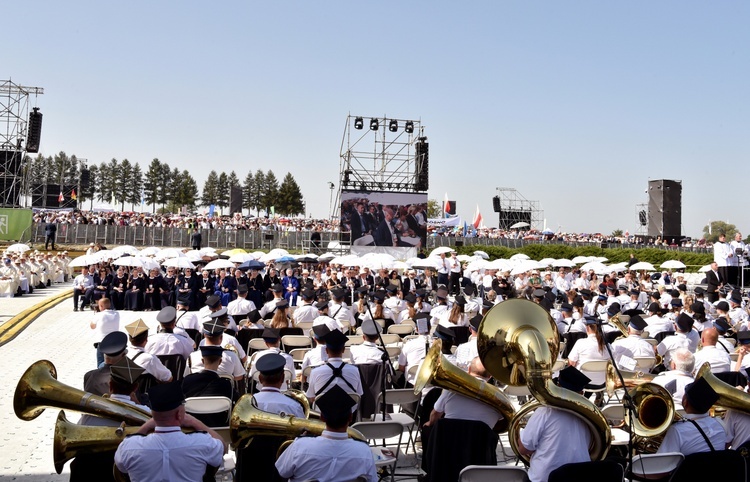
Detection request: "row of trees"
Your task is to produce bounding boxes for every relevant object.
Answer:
[22,152,306,216]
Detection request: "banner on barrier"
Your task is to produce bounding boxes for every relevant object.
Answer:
[0,208,33,241]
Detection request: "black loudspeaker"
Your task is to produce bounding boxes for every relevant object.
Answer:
[26,108,43,153]
[80,169,90,189]
[415,137,429,191]
[492,196,501,212]
[0,177,21,206]
[446,201,456,215]
[229,185,243,214]
[455,241,464,247]
[638,210,647,226]
[647,180,682,239]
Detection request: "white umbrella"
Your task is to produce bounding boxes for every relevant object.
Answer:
[92,250,116,262]
[6,243,31,253]
[198,248,217,258]
[594,257,609,263]
[140,258,160,271]
[391,261,409,271]
[185,250,203,262]
[362,253,396,271]
[580,261,608,273]
[111,245,139,257]
[251,251,265,259]
[538,258,556,267]
[509,222,530,229]
[473,250,489,260]
[157,248,186,260]
[113,257,144,268]
[457,254,473,262]
[698,264,712,273]
[411,258,441,270]
[465,259,488,272]
[203,259,236,270]
[510,260,541,276]
[661,260,686,270]
[552,259,576,268]
[68,254,99,268]
[228,253,255,263]
[629,262,656,271]
[318,252,336,261]
[509,253,530,261]
[429,246,454,257]
[572,255,594,264]
[139,246,160,256]
[608,262,629,273]
[486,259,512,271]
[295,253,318,260]
[162,257,196,269]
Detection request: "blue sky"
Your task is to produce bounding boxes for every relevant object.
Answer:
[4,1,749,237]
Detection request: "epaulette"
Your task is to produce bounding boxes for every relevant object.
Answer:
[125,433,147,438]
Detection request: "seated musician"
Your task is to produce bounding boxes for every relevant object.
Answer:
[517,366,593,482]
[71,357,150,482]
[275,385,377,482]
[657,377,730,455]
[114,381,226,481]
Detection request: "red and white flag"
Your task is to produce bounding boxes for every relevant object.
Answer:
[58,192,64,203]
[443,192,450,217]
[473,204,483,229]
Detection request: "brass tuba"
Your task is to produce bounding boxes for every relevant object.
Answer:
[605,361,656,397]
[626,382,677,438]
[478,298,611,463]
[283,388,311,418]
[14,360,151,425]
[695,362,750,413]
[607,312,630,339]
[229,394,366,451]
[413,339,516,432]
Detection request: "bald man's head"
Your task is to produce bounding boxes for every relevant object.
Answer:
[468,357,490,379]
[701,327,718,347]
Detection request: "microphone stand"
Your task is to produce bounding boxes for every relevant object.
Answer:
[596,319,636,472]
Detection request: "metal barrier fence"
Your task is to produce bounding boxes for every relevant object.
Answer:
[30,223,711,254]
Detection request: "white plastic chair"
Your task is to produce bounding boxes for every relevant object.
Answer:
[289,348,311,368]
[281,334,311,351]
[372,389,421,454]
[184,396,233,427]
[387,324,415,337]
[628,452,684,480]
[459,465,528,482]
[351,421,404,482]
[377,334,402,346]
[346,335,364,346]
[247,338,267,353]
[634,356,657,371]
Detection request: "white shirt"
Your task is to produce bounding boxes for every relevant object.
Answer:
[398,336,431,385]
[714,241,733,267]
[250,348,296,387]
[612,335,656,367]
[567,334,610,385]
[454,337,478,368]
[329,302,356,328]
[305,357,363,400]
[657,332,692,366]
[349,340,385,365]
[128,345,173,382]
[644,315,674,338]
[74,273,94,291]
[653,370,694,402]
[301,344,328,374]
[115,428,224,482]
[433,382,502,429]
[199,333,246,360]
[275,430,377,482]
[254,387,306,418]
[429,304,450,327]
[724,408,750,448]
[91,310,121,343]
[520,406,592,482]
[293,303,320,324]
[692,345,731,374]
[176,310,202,331]
[657,413,729,455]
[190,347,246,379]
[145,332,194,360]
[226,297,256,316]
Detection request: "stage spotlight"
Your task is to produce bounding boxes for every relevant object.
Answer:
[389,120,398,132]
[370,118,379,131]
[354,117,363,130]
[404,121,414,134]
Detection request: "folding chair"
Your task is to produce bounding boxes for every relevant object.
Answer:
[459,465,527,482]
[351,421,404,482]
[184,396,233,434]
[247,338,268,353]
[342,347,352,361]
[378,334,402,346]
[403,335,421,343]
[387,324,415,337]
[385,346,401,361]
[295,321,314,332]
[281,334,311,352]
[634,356,657,372]
[627,452,683,481]
[548,460,624,482]
[347,335,365,346]
[670,450,746,482]
[289,348,311,369]
[156,354,187,382]
[372,389,422,454]
[579,360,609,403]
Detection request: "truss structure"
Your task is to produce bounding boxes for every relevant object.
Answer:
[336,115,425,217]
[494,187,543,230]
[0,80,43,207]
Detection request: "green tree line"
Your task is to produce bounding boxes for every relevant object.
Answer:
[22,153,305,216]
